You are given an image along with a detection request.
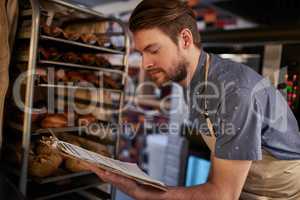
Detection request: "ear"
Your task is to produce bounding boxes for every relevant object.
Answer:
[179,28,193,49]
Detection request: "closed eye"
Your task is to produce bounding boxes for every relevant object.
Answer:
[143,44,160,55]
[149,48,160,54]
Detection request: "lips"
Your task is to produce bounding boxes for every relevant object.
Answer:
[146,69,162,76]
[150,71,160,76]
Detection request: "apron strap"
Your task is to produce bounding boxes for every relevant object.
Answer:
[204,53,210,112]
[203,54,216,139]
[200,53,217,152]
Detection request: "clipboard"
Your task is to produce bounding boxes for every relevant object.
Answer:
[46,133,167,191]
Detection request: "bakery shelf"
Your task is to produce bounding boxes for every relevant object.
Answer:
[77,187,111,200]
[8,121,40,136]
[1,163,29,181]
[8,120,115,136]
[36,123,117,143]
[8,120,83,136]
[34,126,87,135]
[3,163,93,185]
[40,35,125,55]
[28,173,102,200]
[8,121,86,136]
[48,192,91,200]
[38,83,124,94]
[38,60,125,74]
[95,32,125,37]
[56,94,120,109]
[33,171,92,184]
[5,0,130,197]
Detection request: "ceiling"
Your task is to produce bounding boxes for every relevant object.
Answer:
[66,0,300,26]
[213,0,300,26]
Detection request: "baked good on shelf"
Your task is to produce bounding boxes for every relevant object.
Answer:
[39,47,61,61]
[96,34,110,47]
[85,73,99,86]
[95,55,111,68]
[42,24,63,37]
[80,33,97,45]
[81,53,96,66]
[28,153,62,177]
[67,71,85,82]
[28,138,63,178]
[63,21,109,37]
[78,114,97,126]
[40,114,68,128]
[18,107,47,124]
[63,52,81,63]
[62,31,80,41]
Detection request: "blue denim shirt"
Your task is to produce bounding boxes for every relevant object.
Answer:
[185,50,300,160]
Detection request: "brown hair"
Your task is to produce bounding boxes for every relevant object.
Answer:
[129,0,201,49]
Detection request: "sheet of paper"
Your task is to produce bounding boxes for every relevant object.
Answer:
[57,140,167,189]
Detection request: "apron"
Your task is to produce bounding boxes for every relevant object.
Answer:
[200,54,300,200]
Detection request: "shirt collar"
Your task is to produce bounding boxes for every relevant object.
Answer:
[190,50,207,89]
[183,50,207,102]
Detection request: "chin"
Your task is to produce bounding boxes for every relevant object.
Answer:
[153,78,170,87]
[148,72,170,87]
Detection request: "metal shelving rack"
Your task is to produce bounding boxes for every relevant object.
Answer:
[5,0,130,199]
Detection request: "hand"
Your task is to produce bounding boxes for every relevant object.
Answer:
[83,162,168,200]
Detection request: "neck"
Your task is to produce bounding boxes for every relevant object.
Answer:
[179,48,201,87]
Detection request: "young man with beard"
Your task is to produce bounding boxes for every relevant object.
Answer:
[86,0,300,199]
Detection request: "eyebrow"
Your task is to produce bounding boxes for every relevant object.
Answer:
[134,43,159,53]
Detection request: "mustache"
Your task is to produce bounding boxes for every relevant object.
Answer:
[144,67,164,74]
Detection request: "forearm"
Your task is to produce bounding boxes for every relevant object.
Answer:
[158,182,222,200]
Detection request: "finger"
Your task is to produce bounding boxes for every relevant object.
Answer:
[80,162,106,177]
[104,172,139,196]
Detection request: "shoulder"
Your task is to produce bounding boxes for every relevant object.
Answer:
[209,54,263,93]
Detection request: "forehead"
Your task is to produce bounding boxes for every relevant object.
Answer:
[133,28,175,51]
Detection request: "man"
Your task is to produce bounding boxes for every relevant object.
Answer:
[87,0,300,199]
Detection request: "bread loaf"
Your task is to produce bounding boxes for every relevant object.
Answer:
[41,114,68,128]
[28,139,63,178]
[78,114,97,126]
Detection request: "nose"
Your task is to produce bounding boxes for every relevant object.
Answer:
[142,55,154,71]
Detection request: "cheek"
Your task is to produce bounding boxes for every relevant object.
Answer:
[157,56,178,74]
[157,48,177,64]
[164,57,180,75]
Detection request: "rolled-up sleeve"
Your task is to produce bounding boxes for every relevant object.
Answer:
[214,89,263,160]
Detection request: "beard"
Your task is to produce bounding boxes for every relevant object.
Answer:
[169,57,188,83]
[146,57,189,86]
